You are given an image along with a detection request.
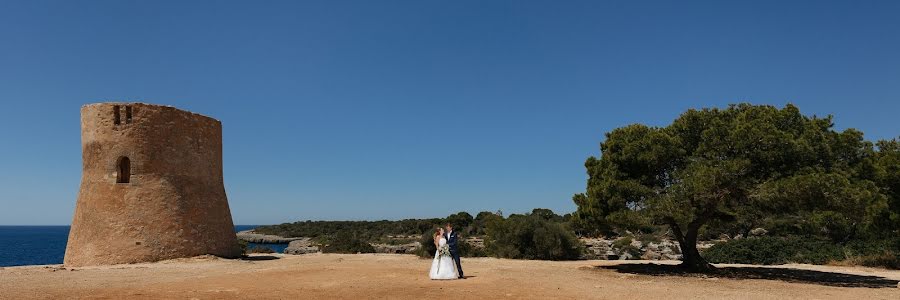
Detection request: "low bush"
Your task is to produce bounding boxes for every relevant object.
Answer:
[839,252,900,269]
[703,237,843,265]
[416,233,439,258]
[238,240,250,255]
[485,214,583,260]
[322,231,376,254]
[611,237,641,259]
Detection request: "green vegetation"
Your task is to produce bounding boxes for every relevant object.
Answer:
[251,104,900,270]
[572,103,900,271]
[484,212,583,260]
[254,218,445,240]
[611,237,641,259]
[322,231,376,254]
[704,237,843,265]
[238,240,249,255]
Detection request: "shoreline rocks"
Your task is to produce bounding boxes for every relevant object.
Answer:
[284,238,319,255]
[236,230,304,244]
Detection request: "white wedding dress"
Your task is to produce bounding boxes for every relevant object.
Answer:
[429,237,459,280]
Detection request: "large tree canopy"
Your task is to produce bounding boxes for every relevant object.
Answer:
[573,104,897,271]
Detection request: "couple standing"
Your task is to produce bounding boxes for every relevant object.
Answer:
[428,223,464,280]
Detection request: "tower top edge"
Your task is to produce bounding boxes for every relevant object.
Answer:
[82,102,221,123]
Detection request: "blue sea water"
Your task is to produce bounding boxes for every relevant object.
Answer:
[0,225,263,267]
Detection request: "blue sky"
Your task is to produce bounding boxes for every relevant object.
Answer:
[0,1,898,225]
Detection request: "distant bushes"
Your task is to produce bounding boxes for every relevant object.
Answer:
[704,237,844,265]
[254,219,445,240]
[322,231,376,254]
[485,213,583,260]
[704,236,900,269]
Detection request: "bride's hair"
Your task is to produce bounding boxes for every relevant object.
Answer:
[433,228,442,237]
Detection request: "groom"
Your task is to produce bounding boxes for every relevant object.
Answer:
[444,222,464,279]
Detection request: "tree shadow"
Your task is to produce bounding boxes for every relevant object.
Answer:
[598,263,898,288]
[239,255,280,261]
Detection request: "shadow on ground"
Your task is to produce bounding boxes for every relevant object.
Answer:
[599,263,899,288]
[239,255,280,261]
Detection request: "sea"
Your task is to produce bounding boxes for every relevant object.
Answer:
[0,225,287,267]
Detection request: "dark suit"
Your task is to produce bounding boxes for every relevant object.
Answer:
[444,230,464,278]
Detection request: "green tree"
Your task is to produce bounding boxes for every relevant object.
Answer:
[474,211,502,235]
[445,211,475,234]
[530,208,563,221]
[874,139,900,230]
[573,104,889,271]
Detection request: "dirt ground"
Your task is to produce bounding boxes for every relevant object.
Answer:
[1,253,898,299]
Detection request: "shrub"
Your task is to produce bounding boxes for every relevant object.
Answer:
[837,238,900,269]
[238,240,249,255]
[611,237,641,259]
[703,237,843,265]
[416,232,439,258]
[485,214,583,260]
[839,252,900,269]
[458,238,488,257]
[322,231,376,254]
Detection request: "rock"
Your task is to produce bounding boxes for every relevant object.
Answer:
[630,240,643,249]
[749,228,768,236]
[641,250,662,260]
[236,230,304,244]
[283,238,320,255]
[663,253,681,260]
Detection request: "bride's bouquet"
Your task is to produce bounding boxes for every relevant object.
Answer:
[438,244,451,257]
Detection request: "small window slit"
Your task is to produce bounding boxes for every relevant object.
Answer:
[113,106,121,125]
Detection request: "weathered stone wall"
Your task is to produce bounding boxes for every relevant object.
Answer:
[65,103,241,267]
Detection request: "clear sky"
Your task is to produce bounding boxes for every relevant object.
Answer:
[1,1,898,225]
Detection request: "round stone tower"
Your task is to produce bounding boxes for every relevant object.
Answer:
[65,102,241,267]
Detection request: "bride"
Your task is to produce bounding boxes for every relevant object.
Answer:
[429,228,459,280]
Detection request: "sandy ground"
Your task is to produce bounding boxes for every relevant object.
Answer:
[1,254,898,300]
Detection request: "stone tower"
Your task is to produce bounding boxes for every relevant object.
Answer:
[65,103,241,267]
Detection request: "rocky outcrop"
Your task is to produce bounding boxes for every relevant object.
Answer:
[580,237,695,260]
[284,238,320,255]
[236,230,303,244]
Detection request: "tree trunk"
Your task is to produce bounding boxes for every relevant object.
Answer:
[671,221,714,272]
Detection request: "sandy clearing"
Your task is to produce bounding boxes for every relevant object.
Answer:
[1,254,898,300]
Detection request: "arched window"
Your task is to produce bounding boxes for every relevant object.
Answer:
[117,157,131,183]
